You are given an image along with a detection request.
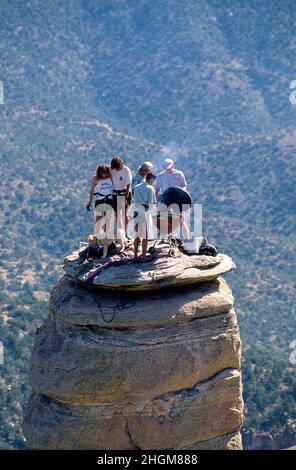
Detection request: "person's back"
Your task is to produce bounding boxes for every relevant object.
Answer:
[157,169,186,193]
[131,172,144,192]
[93,177,113,198]
[134,181,156,209]
[156,158,187,196]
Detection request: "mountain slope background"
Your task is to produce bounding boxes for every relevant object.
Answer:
[0,0,295,449]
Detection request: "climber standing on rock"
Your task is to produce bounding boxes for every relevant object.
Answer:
[110,155,132,251]
[133,171,157,261]
[156,158,190,240]
[155,158,187,197]
[86,163,114,256]
[131,161,154,193]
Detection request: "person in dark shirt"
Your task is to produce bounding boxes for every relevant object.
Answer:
[79,234,101,260]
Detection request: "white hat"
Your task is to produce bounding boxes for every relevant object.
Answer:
[163,158,174,170]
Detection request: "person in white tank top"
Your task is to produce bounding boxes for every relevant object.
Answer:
[86,163,114,258]
[93,177,113,199]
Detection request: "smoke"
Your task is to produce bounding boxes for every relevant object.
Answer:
[150,141,188,172]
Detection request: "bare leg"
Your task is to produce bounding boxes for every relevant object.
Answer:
[125,206,129,236]
[94,214,104,236]
[141,239,148,257]
[101,242,108,259]
[134,237,141,259]
[116,199,126,250]
[104,208,112,236]
[181,213,190,240]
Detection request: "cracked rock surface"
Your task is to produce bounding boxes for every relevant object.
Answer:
[63,247,235,291]
[23,253,243,449]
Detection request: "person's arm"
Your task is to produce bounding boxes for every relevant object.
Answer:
[86,176,97,209]
[180,171,187,190]
[155,174,161,197]
[151,187,157,205]
[131,175,136,192]
[125,167,133,200]
[148,188,157,218]
[125,183,131,196]
[125,183,132,205]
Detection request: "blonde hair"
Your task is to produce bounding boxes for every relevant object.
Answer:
[88,234,98,243]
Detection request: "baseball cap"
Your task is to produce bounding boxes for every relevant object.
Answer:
[163,158,174,170]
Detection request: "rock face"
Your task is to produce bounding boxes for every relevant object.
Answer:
[23,250,243,450]
[63,249,235,291]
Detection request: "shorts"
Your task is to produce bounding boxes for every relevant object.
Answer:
[133,209,154,239]
[94,197,114,211]
[112,193,127,213]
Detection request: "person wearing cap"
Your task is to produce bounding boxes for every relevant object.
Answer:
[131,161,154,193]
[133,171,157,261]
[156,158,190,240]
[155,158,187,197]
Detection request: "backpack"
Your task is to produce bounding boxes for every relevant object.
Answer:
[199,237,218,257]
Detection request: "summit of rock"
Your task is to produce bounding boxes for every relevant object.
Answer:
[63,245,235,292]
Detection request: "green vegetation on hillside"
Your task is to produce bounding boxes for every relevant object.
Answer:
[243,347,296,449]
[1,291,296,450]
[0,293,47,449]
[0,0,295,449]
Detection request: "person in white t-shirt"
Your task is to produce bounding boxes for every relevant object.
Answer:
[110,155,132,248]
[156,158,190,240]
[155,158,187,196]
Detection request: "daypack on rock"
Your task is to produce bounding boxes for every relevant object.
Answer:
[199,237,218,257]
